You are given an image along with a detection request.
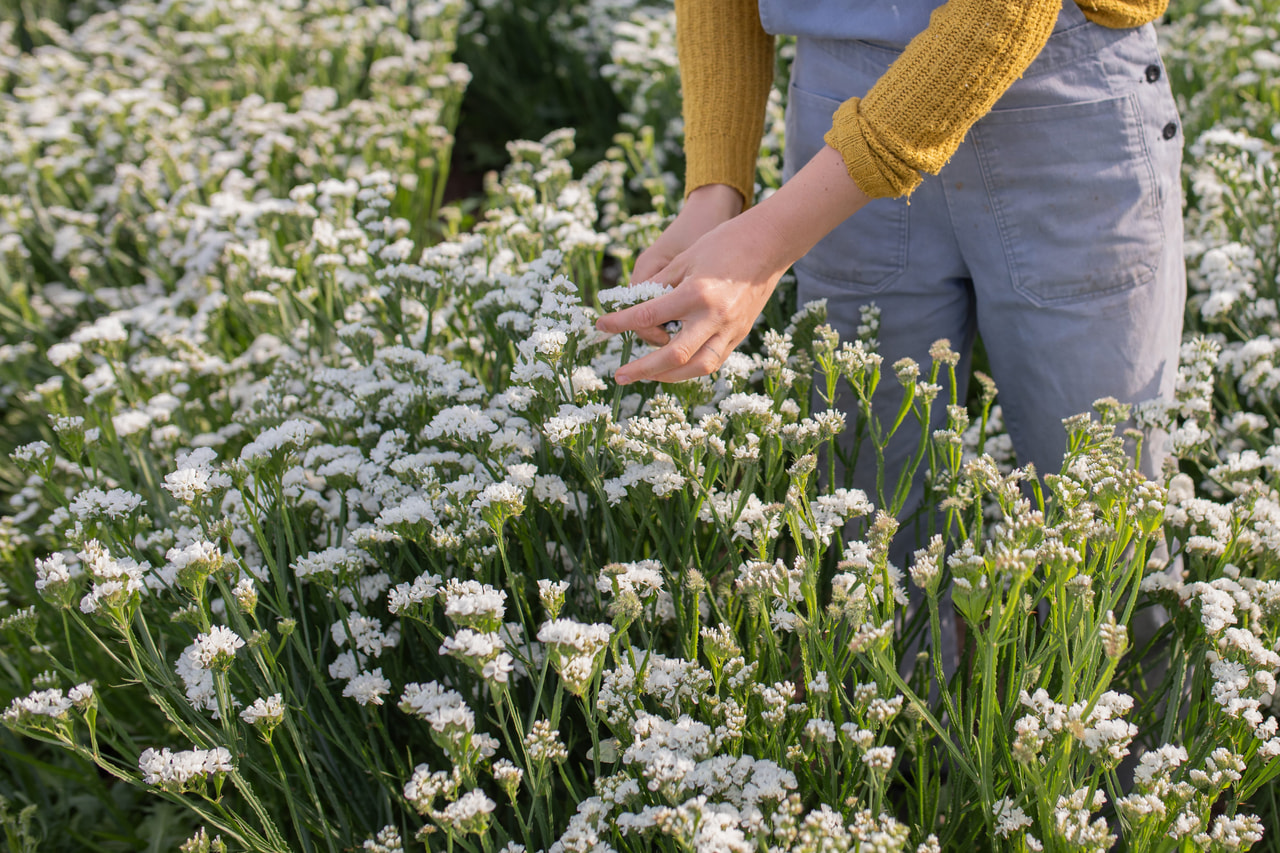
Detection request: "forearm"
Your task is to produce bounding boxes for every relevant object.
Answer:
[676,0,774,206]
[738,144,871,273]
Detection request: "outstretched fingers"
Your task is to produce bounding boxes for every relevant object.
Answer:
[597,284,689,336]
[612,316,729,385]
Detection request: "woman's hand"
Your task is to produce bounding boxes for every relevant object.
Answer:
[627,184,744,346]
[601,209,792,384]
[598,144,874,384]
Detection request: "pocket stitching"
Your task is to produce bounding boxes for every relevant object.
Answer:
[974,91,1163,307]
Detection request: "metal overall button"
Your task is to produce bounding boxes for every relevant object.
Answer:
[1145,64,1161,83]
[1162,121,1178,140]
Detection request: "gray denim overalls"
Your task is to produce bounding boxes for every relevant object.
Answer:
[772,0,1184,496]
[767,0,1186,670]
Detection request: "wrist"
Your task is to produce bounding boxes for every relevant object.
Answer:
[683,183,745,220]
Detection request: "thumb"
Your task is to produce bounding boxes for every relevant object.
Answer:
[630,248,673,286]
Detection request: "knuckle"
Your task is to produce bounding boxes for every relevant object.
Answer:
[671,342,697,365]
[693,352,719,374]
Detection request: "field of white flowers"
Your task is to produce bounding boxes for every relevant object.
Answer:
[0,0,1278,850]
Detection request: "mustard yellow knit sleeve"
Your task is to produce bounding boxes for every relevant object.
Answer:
[826,0,1170,199]
[675,0,774,205]
[1078,0,1168,29]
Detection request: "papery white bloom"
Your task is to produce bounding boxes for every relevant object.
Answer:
[343,670,391,706]
[3,688,73,725]
[293,546,362,580]
[240,419,318,464]
[191,625,245,671]
[400,682,475,739]
[163,448,231,503]
[78,540,148,615]
[240,694,284,728]
[69,487,144,520]
[388,572,442,615]
[442,579,507,630]
[436,790,496,835]
[597,559,664,598]
[993,798,1033,838]
[597,281,673,309]
[138,746,232,789]
[67,683,94,711]
[331,615,398,657]
[35,553,74,593]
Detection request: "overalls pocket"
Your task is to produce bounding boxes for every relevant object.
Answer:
[971,91,1164,307]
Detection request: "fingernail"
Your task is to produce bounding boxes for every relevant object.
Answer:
[615,373,631,386]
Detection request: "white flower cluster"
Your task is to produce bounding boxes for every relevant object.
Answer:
[78,540,149,616]
[1016,689,1138,766]
[138,746,233,791]
[2,685,92,727]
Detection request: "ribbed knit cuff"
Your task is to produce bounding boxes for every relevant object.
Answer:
[684,133,760,207]
[1079,0,1168,28]
[824,98,921,200]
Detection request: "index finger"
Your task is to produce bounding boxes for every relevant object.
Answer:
[614,319,716,385]
[595,287,695,336]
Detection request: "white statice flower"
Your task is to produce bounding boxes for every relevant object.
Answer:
[34,552,75,596]
[344,670,392,706]
[1019,688,1137,764]
[240,694,284,731]
[160,540,224,590]
[436,790,496,836]
[423,405,498,443]
[163,448,231,503]
[67,683,94,711]
[330,615,398,658]
[3,688,73,727]
[362,825,402,853]
[525,719,569,763]
[388,572,442,616]
[403,764,462,816]
[240,419,318,465]
[439,628,514,684]
[400,682,475,745]
[293,546,363,581]
[492,758,524,799]
[471,480,526,525]
[1050,787,1115,850]
[804,718,836,744]
[112,410,152,438]
[441,579,507,631]
[597,559,664,599]
[190,626,245,671]
[1193,813,1265,851]
[543,402,612,446]
[10,440,52,472]
[69,487,145,521]
[232,578,257,614]
[137,746,232,791]
[46,341,82,367]
[993,797,1033,838]
[537,578,570,619]
[78,540,148,616]
[862,745,896,772]
[538,618,614,695]
[176,643,219,715]
[596,281,673,309]
[802,488,874,544]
